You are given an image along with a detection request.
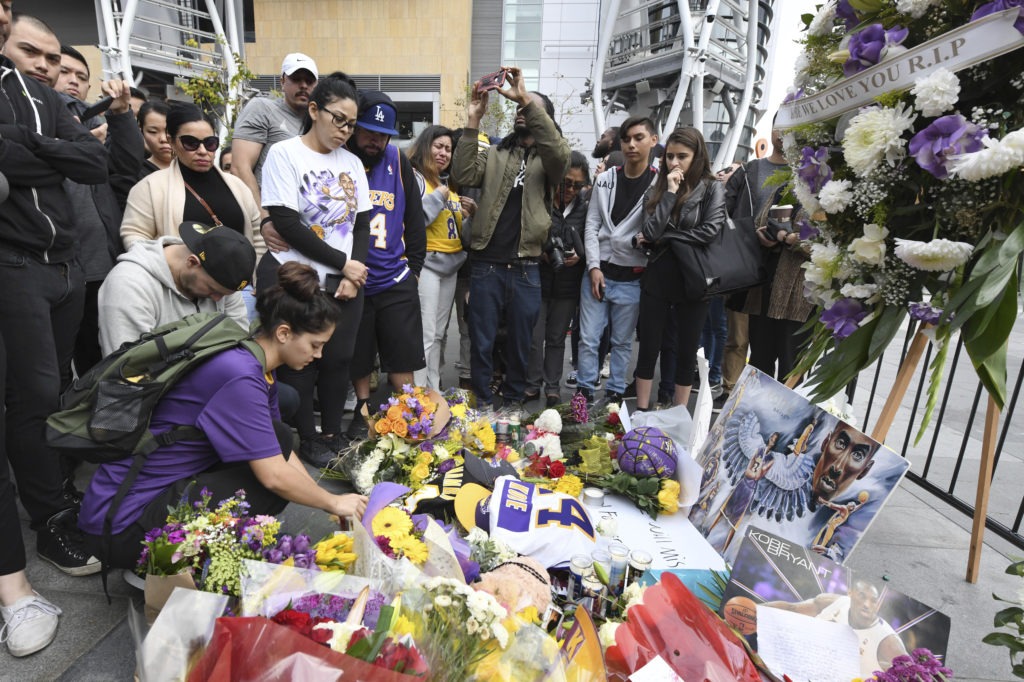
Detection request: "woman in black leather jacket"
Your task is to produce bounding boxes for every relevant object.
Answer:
[633,128,726,410]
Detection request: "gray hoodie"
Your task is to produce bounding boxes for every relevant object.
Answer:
[98,236,249,355]
[584,167,654,272]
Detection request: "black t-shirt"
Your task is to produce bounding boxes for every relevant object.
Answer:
[180,165,246,235]
[610,167,654,225]
[476,158,526,263]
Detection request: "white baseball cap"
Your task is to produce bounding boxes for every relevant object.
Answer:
[281,53,318,80]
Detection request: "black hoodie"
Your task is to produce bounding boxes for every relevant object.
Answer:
[0,56,108,263]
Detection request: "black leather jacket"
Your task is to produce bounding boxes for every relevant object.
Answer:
[641,178,726,248]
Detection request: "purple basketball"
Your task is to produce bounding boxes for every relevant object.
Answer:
[619,426,677,479]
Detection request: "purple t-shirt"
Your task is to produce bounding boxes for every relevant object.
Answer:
[79,347,282,535]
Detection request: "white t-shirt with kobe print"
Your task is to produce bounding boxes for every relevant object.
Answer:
[261,136,371,287]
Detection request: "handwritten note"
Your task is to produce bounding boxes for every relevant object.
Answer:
[756,605,861,682]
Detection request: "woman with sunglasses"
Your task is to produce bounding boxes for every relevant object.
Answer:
[525,150,589,407]
[408,125,471,391]
[121,103,264,258]
[256,72,371,467]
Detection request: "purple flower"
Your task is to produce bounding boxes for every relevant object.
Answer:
[570,391,589,423]
[797,146,832,193]
[419,441,434,452]
[844,24,908,77]
[796,218,820,240]
[972,0,1024,34]
[821,298,867,339]
[909,114,986,179]
[402,383,414,394]
[263,548,284,563]
[437,458,456,474]
[293,534,311,553]
[277,534,293,556]
[408,421,423,437]
[782,88,805,105]
[836,0,859,29]
[908,301,943,325]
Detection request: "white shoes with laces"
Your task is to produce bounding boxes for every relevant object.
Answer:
[1,591,61,657]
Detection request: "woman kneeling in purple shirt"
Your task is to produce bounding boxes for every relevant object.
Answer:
[79,262,367,568]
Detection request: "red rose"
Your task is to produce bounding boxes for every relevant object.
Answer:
[607,412,621,426]
[272,608,311,633]
[549,461,566,478]
[348,627,370,649]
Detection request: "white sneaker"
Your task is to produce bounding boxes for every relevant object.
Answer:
[1,592,61,657]
[344,393,357,412]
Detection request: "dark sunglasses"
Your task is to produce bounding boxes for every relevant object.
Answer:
[563,180,586,190]
[178,134,219,152]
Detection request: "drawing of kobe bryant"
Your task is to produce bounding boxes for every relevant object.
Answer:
[299,169,357,240]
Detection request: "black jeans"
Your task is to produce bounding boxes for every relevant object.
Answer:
[636,294,709,386]
[84,420,295,569]
[0,249,85,528]
[0,331,28,576]
[748,315,809,380]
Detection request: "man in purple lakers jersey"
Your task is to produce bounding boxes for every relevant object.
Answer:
[345,92,426,438]
[450,66,570,410]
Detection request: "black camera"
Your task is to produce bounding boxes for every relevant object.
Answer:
[546,234,567,271]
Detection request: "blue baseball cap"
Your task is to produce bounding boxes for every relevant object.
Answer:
[357,90,399,135]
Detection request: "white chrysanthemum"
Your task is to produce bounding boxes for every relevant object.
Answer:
[842,104,917,177]
[598,621,621,650]
[948,129,1024,181]
[818,179,854,213]
[911,68,960,117]
[896,0,938,17]
[849,224,889,265]
[791,177,821,214]
[894,238,973,271]
[434,594,452,608]
[808,0,837,36]
[840,282,879,299]
[793,52,811,87]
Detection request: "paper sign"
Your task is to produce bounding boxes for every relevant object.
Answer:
[629,655,685,682]
[756,605,861,682]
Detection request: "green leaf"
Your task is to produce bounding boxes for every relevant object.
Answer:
[996,606,1024,628]
[800,12,815,27]
[963,275,1018,362]
[984,632,1024,652]
[915,334,950,445]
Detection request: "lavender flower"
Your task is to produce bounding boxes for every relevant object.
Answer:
[797,217,820,240]
[437,458,456,475]
[971,0,1024,34]
[908,301,943,325]
[844,24,909,76]
[262,548,284,563]
[782,87,805,104]
[797,146,833,193]
[570,391,589,423]
[836,0,859,28]
[293,534,311,553]
[909,114,986,179]
[419,441,434,452]
[821,298,867,339]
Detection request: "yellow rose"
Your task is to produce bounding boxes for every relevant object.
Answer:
[658,479,681,514]
[391,419,409,438]
[417,451,433,466]
[374,419,391,435]
[410,461,430,481]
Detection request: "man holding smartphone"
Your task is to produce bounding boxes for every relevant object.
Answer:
[450,66,570,411]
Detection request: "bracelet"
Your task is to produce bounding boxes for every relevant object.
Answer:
[260,216,273,227]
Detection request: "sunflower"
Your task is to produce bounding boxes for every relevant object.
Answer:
[371,507,413,540]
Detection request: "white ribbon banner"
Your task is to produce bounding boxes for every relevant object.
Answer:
[777,8,1024,128]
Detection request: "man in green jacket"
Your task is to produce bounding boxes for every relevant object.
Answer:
[450,66,570,410]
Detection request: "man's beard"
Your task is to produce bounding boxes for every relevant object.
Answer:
[592,139,613,159]
[349,141,387,169]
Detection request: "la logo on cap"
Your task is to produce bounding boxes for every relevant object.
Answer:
[192,223,214,234]
[374,106,386,123]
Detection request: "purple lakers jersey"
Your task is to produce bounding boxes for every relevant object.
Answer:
[364,145,409,295]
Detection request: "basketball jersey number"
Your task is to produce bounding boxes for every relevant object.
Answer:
[535,495,595,539]
[369,213,387,249]
[446,214,458,240]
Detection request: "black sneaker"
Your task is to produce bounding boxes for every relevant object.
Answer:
[299,437,340,469]
[61,477,83,508]
[657,390,673,408]
[345,414,369,443]
[623,380,637,398]
[37,509,101,577]
[605,391,624,404]
[545,393,560,408]
[712,391,730,414]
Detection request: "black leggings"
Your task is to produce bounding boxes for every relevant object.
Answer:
[636,294,709,387]
[84,420,296,569]
[747,314,809,381]
[258,254,362,439]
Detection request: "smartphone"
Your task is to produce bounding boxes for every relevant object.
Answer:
[80,96,114,122]
[325,273,343,295]
[598,282,606,302]
[477,69,508,93]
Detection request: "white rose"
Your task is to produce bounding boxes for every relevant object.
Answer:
[839,282,879,299]
[849,224,889,266]
[911,68,960,117]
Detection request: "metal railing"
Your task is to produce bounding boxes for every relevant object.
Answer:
[847,310,1024,549]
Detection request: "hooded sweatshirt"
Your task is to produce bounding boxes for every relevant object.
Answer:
[584,166,655,273]
[97,237,248,355]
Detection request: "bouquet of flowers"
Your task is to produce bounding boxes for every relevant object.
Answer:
[443,388,498,454]
[781,0,1024,425]
[860,648,953,681]
[372,384,444,440]
[371,506,430,566]
[137,487,281,596]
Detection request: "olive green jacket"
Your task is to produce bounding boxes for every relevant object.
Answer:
[450,102,570,258]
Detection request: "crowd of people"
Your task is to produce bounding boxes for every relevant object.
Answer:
[0,3,811,659]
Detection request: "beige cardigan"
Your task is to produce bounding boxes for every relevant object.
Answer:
[120,159,266,259]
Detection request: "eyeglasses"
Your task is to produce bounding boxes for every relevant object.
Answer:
[320,106,357,131]
[563,181,586,190]
[178,135,219,152]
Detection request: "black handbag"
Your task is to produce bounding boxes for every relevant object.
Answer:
[673,175,769,302]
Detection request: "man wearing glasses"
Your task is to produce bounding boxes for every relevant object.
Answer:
[231,52,318,239]
[343,91,426,441]
[450,66,570,411]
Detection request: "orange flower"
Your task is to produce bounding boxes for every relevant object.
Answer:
[386,405,405,421]
[374,419,391,435]
[391,419,409,438]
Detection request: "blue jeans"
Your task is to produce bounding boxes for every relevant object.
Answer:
[701,296,727,384]
[577,277,640,393]
[468,261,542,404]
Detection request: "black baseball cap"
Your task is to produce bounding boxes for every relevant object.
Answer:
[178,222,257,292]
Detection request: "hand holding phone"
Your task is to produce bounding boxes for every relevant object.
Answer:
[476,68,508,93]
